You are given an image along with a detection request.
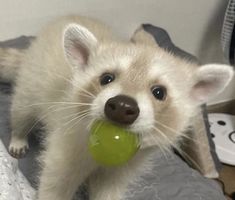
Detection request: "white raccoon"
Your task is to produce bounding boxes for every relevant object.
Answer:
[0,15,233,200]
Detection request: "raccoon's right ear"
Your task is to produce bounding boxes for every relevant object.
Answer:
[190,64,234,104]
[63,23,98,70]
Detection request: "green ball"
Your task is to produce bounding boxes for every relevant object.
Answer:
[88,120,140,167]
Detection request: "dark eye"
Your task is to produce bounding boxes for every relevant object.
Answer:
[151,86,167,100]
[100,73,115,85]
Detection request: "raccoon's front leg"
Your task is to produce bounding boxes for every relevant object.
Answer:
[38,130,97,200]
[89,166,137,200]
[89,169,127,200]
[9,95,36,158]
[89,149,155,200]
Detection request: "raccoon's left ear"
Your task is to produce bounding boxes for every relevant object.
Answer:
[63,23,98,70]
[190,64,234,104]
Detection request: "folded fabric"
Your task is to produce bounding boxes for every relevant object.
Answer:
[0,140,35,200]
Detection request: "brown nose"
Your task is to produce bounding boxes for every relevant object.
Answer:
[104,95,140,125]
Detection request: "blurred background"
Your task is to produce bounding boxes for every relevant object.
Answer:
[0,0,233,104]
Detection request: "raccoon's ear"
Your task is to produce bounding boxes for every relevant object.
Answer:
[63,23,97,69]
[130,25,158,47]
[190,64,234,104]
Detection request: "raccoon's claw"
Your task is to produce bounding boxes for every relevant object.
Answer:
[9,139,29,159]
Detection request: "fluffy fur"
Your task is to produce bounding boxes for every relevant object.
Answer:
[0,15,234,200]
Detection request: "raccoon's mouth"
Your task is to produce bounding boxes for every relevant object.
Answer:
[102,117,132,130]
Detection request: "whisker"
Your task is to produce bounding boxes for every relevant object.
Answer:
[175,148,204,172]
[78,92,95,100]
[49,111,92,136]
[38,68,97,99]
[91,119,104,136]
[86,117,98,131]
[153,120,215,152]
[151,126,204,172]
[24,105,73,136]
[24,103,95,136]
[153,120,198,143]
[77,87,96,99]
[147,132,170,160]
[154,120,182,136]
[17,101,95,109]
[62,111,92,127]
[62,113,93,135]
[61,109,92,121]
[38,68,74,85]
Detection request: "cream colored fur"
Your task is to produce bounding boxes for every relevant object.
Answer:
[0,48,25,82]
[0,15,234,200]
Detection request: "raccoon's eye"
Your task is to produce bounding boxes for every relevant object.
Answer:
[100,73,115,85]
[151,86,167,101]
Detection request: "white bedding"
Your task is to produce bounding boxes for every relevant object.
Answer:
[0,140,35,200]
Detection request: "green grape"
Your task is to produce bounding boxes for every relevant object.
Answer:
[88,120,140,166]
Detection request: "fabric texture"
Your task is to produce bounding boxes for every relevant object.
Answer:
[123,151,224,200]
[0,140,36,200]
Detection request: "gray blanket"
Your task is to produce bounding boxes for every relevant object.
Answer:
[0,34,226,199]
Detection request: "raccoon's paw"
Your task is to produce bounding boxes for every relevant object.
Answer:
[9,138,29,159]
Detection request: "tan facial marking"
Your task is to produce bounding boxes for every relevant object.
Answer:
[120,51,154,94]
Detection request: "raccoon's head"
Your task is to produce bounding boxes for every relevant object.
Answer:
[63,24,234,149]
